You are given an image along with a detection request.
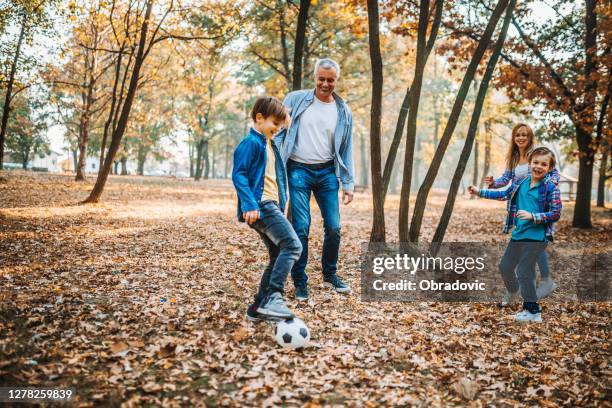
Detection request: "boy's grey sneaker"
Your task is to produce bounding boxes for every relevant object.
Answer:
[498,289,520,308]
[323,275,351,293]
[536,280,558,299]
[295,285,309,301]
[246,302,263,322]
[515,309,542,323]
[257,292,295,319]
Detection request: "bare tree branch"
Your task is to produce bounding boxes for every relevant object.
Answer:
[250,49,289,79]
[511,17,577,109]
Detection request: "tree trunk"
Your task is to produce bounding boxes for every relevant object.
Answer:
[472,86,479,187]
[76,78,93,181]
[189,138,195,178]
[137,147,146,176]
[432,56,440,147]
[366,0,386,243]
[398,0,430,244]
[224,143,230,179]
[360,132,368,187]
[113,161,118,175]
[471,135,479,199]
[75,120,89,181]
[382,87,411,200]
[413,134,421,188]
[204,141,210,179]
[597,149,608,207]
[381,0,442,203]
[279,5,290,77]
[302,35,311,87]
[431,0,515,252]
[21,147,30,169]
[595,64,610,207]
[292,0,311,91]
[571,0,597,227]
[574,126,594,227]
[100,51,124,171]
[120,156,127,175]
[409,0,510,242]
[0,15,27,170]
[194,138,205,181]
[137,158,145,176]
[76,32,98,182]
[480,122,492,189]
[210,145,215,179]
[72,148,78,172]
[84,1,153,203]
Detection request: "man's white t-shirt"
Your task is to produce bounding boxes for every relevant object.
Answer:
[290,96,338,164]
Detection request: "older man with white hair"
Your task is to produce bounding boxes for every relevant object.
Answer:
[278,58,354,301]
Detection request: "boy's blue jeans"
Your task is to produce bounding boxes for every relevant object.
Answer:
[287,161,341,287]
[248,201,302,304]
[499,239,547,313]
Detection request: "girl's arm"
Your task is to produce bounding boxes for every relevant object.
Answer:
[489,169,513,188]
[469,184,513,201]
[478,186,513,201]
[533,186,562,224]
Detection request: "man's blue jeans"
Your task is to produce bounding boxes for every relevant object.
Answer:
[248,201,302,303]
[287,161,341,287]
[499,239,547,312]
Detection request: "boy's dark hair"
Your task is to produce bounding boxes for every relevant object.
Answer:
[251,96,287,121]
[528,146,556,169]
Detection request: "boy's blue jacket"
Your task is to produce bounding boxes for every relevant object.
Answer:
[232,128,287,222]
[277,89,355,192]
[479,171,562,241]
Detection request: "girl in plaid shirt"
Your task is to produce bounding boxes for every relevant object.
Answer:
[469,147,562,323]
[483,124,560,300]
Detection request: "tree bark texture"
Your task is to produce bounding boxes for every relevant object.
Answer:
[430,0,516,252]
[409,0,510,242]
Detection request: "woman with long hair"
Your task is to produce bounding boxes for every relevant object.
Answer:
[484,124,559,303]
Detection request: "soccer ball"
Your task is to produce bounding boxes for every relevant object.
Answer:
[274,318,310,349]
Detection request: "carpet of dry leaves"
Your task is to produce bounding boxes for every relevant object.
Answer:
[0,171,610,407]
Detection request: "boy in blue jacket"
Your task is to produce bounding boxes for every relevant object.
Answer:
[468,147,562,323]
[232,96,302,321]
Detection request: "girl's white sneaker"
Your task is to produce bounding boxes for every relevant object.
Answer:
[515,309,542,323]
[536,280,558,299]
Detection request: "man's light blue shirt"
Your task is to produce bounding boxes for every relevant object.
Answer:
[275,89,355,192]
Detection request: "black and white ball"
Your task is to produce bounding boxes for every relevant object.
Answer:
[274,318,310,349]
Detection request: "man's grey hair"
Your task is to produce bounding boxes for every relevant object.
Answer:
[314,58,340,79]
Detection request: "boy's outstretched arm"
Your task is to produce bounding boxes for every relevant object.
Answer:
[231,139,259,215]
[533,186,562,224]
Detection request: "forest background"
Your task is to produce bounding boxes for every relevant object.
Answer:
[1,0,610,236]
